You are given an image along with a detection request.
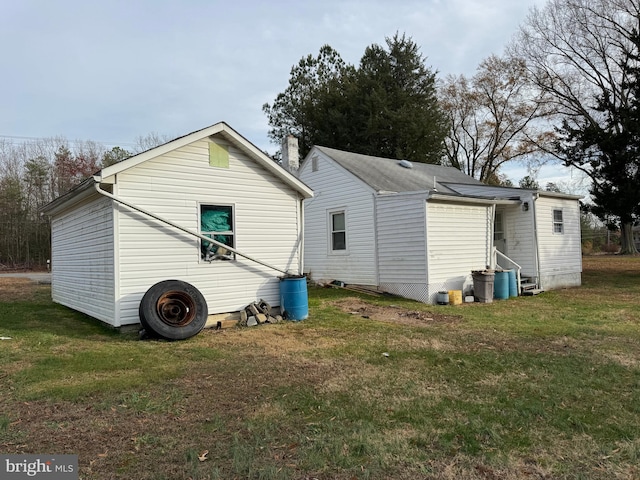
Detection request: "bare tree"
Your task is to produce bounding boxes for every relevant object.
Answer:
[512,0,640,253]
[440,54,553,183]
[133,132,173,154]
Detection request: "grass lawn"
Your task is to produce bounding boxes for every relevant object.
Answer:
[1,255,639,479]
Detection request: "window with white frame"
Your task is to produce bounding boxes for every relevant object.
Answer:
[494,211,504,241]
[200,204,235,261]
[553,209,564,234]
[330,210,346,252]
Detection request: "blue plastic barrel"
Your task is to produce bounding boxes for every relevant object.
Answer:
[280,276,309,321]
[494,271,509,300]
[508,269,518,297]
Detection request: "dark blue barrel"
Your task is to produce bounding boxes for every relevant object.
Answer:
[494,271,509,300]
[508,269,518,297]
[280,276,308,321]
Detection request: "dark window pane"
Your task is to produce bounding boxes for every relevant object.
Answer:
[332,232,346,250]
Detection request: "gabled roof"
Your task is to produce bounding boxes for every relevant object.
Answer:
[43,122,313,214]
[98,122,312,197]
[309,146,484,194]
[308,146,582,203]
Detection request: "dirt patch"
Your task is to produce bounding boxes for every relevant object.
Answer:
[332,297,462,327]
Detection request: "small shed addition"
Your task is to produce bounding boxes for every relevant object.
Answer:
[42,122,313,330]
[297,146,581,303]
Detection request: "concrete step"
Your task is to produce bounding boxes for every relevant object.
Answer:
[521,288,544,296]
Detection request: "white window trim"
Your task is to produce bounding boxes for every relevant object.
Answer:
[328,208,348,255]
[552,208,564,235]
[494,211,504,241]
[199,202,237,262]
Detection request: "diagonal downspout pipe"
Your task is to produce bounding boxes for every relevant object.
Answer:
[93,181,294,276]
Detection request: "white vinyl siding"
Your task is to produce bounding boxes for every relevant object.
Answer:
[535,196,582,289]
[376,193,429,302]
[496,204,537,278]
[50,195,116,325]
[377,193,428,284]
[114,138,302,325]
[426,201,492,301]
[300,151,377,285]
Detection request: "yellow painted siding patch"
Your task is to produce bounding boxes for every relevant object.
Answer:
[209,142,229,168]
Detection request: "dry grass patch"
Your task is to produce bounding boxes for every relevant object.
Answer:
[0,278,38,301]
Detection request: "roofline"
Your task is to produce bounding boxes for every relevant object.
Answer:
[98,122,312,198]
[442,181,582,201]
[42,122,313,215]
[40,178,96,215]
[428,192,521,206]
[303,146,378,195]
[536,190,582,200]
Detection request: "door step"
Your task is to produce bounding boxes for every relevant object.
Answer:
[521,288,544,296]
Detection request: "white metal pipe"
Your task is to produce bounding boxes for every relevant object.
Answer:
[93,182,293,276]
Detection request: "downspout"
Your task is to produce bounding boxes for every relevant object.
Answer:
[373,192,380,287]
[531,192,541,288]
[298,194,304,276]
[93,181,294,276]
[489,204,496,269]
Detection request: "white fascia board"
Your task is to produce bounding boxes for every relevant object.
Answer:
[98,122,313,199]
[536,191,583,201]
[40,178,96,216]
[216,126,313,199]
[428,192,521,206]
[376,190,430,199]
[98,123,226,180]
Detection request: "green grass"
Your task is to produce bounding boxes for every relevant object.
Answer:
[1,256,639,479]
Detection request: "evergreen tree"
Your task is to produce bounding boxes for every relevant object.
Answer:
[263,34,448,163]
[556,26,640,254]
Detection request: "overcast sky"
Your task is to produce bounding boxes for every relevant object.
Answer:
[3,0,580,186]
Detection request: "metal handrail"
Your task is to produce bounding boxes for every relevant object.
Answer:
[493,248,522,295]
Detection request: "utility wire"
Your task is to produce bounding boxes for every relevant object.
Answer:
[0,134,136,148]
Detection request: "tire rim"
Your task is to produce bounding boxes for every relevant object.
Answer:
[156,291,196,327]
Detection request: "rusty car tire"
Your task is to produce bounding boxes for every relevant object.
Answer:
[139,280,208,340]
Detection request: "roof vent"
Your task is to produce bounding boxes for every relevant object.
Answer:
[399,159,413,169]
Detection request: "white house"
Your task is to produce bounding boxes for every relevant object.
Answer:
[42,122,313,333]
[296,146,581,304]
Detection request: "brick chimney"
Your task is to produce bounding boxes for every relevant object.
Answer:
[281,135,299,175]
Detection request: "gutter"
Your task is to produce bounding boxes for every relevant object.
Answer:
[531,192,541,288]
[93,180,295,276]
[427,192,520,206]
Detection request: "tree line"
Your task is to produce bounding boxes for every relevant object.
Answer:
[0,134,168,269]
